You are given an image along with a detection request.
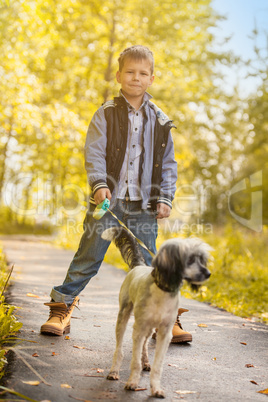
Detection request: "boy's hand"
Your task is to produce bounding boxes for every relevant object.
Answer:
[94,188,112,205]
[155,203,171,219]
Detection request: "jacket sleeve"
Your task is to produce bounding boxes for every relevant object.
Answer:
[157,130,177,208]
[84,107,109,194]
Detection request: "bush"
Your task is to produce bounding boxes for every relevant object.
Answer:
[0,246,23,379]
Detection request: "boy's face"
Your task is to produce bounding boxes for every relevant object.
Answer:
[116,57,154,105]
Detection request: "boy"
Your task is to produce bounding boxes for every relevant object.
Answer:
[41,45,192,343]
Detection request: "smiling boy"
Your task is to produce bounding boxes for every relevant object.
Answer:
[41,45,192,343]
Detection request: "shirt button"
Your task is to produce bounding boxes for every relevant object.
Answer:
[162,143,166,147]
[125,180,128,183]
[155,164,159,167]
[132,144,135,148]
[130,162,133,166]
[136,113,138,116]
[135,128,138,131]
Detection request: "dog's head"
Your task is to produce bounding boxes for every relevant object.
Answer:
[152,237,212,292]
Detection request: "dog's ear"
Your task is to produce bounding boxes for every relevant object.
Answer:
[152,243,184,292]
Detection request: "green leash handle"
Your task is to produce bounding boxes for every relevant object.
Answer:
[92,198,110,220]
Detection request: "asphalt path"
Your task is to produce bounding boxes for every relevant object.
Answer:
[0,235,267,402]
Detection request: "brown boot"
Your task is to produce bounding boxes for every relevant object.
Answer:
[40,296,79,336]
[171,308,192,343]
[152,308,192,343]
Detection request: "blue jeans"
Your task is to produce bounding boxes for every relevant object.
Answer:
[51,199,158,304]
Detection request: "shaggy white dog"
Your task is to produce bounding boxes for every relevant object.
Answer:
[102,227,212,398]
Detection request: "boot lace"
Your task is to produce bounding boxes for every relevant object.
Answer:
[49,300,79,322]
[174,313,183,330]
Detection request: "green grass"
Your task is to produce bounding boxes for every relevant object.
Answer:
[0,246,23,379]
[56,222,268,324]
[180,225,268,323]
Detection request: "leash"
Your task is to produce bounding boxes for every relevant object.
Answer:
[93,198,155,258]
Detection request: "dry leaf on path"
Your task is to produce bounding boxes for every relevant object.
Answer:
[32,353,39,357]
[69,395,93,402]
[240,342,247,345]
[73,345,87,349]
[65,336,70,340]
[245,364,255,368]
[175,390,197,395]
[250,380,258,385]
[97,368,104,373]
[197,323,208,328]
[22,380,40,386]
[258,388,268,394]
[168,364,187,369]
[61,383,72,389]
[26,293,40,298]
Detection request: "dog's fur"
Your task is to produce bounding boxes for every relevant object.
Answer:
[102,227,212,398]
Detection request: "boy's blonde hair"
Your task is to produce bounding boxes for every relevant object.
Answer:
[118,45,154,74]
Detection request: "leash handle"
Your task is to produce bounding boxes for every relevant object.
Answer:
[92,198,110,220]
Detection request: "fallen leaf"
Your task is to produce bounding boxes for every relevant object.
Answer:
[65,335,70,340]
[250,380,258,385]
[197,323,208,328]
[168,364,187,369]
[134,388,147,391]
[26,293,40,298]
[258,388,268,394]
[175,390,197,395]
[22,380,40,386]
[69,396,93,402]
[32,353,39,357]
[212,357,217,361]
[97,368,104,373]
[245,364,255,368]
[93,325,101,327]
[240,342,247,345]
[73,345,86,349]
[61,383,72,389]
[52,352,59,356]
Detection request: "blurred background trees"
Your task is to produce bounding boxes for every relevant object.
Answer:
[0,0,266,233]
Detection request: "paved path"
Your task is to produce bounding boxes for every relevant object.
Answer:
[1,236,267,402]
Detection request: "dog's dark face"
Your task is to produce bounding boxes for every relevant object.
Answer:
[183,252,211,285]
[152,237,212,292]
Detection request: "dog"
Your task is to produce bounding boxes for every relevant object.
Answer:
[102,227,212,398]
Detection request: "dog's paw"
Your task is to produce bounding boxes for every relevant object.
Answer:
[142,362,151,371]
[107,371,119,381]
[152,388,165,398]
[125,382,139,391]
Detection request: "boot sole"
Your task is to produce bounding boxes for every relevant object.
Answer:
[40,324,70,336]
[171,334,192,343]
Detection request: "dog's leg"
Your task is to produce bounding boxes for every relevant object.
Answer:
[142,331,152,372]
[125,324,145,390]
[150,326,173,398]
[107,303,132,381]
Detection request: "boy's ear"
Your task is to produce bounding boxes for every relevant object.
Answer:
[149,75,155,86]
[116,71,121,84]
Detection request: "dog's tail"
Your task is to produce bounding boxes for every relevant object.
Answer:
[101,227,146,269]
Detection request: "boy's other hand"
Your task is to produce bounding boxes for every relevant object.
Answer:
[155,203,171,219]
[94,188,112,205]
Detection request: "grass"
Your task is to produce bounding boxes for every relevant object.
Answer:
[0,245,23,379]
[56,221,268,324]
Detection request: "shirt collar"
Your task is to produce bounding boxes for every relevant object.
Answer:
[119,90,153,112]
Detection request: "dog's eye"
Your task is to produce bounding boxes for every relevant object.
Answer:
[188,255,195,265]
